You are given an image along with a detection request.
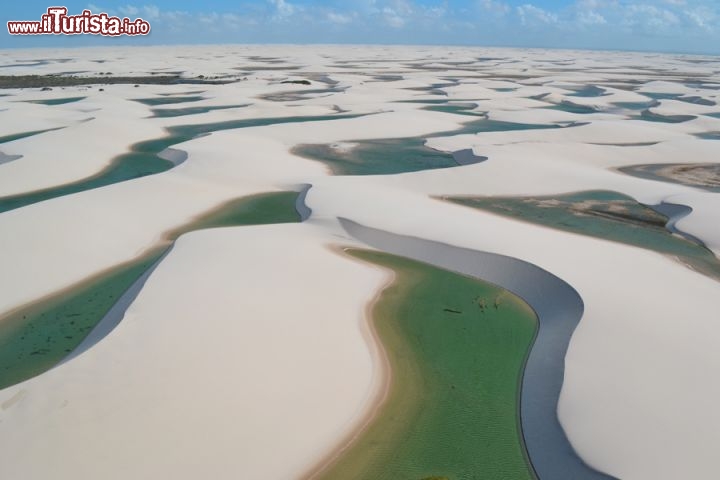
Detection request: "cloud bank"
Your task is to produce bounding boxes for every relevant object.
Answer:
[3,1,719,54]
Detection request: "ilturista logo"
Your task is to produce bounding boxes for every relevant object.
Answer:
[7,7,151,36]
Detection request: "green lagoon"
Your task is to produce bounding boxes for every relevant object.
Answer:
[544,101,599,114]
[0,253,162,390]
[696,131,720,140]
[0,191,301,390]
[448,191,720,281]
[612,101,657,111]
[151,104,249,118]
[132,95,206,106]
[317,249,537,480]
[294,118,559,176]
[423,103,486,117]
[637,109,696,123]
[568,85,606,98]
[642,92,683,101]
[0,139,176,214]
[0,112,364,214]
[294,138,458,176]
[24,96,86,106]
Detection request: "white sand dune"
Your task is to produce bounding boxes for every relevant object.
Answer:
[1,45,720,480]
[0,224,389,480]
[0,91,166,196]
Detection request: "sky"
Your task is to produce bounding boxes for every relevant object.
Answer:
[1,0,720,54]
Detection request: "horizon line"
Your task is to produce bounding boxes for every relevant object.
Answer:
[1,41,718,58]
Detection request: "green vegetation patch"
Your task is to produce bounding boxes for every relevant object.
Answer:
[318,249,537,480]
[0,75,237,89]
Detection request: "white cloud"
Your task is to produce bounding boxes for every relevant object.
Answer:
[198,12,219,24]
[142,5,160,20]
[423,6,446,18]
[624,4,679,30]
[383,7,406,27]
[327,12,354,24]
[577,9,606,25]
[479,0,510,16]
[193,12,250,31]
[268,0,296,19]
[517,4,558,25]
[576,0,616,8]
[223,13,241,22]
[389,0,414,16]
[87,3,115,15]
[81,0,720,51]
[118,5,139,16]
[683,6,716,31]
[222,12,254,27]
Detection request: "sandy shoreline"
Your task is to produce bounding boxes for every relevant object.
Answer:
[301,245,396,480]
